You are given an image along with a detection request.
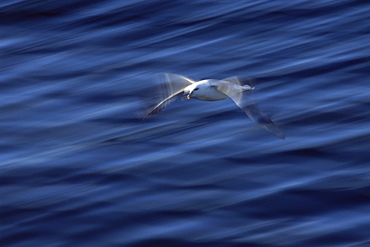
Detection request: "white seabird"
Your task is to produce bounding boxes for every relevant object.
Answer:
[143,73,285,139]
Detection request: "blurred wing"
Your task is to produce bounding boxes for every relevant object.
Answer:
[240,103,285,139]
[143,73,195,119]
[213,81,285,139]
[222,76,255,88]
[222,76,242,86]
[211,80,245,109]
[143,89,184,119]
[157,73,195,95]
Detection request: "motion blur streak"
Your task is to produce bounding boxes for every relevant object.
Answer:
[1,0,370,246]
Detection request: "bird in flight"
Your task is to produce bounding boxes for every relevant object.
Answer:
[143,73,285,139]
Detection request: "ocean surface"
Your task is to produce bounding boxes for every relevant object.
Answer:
[1,0,370,246]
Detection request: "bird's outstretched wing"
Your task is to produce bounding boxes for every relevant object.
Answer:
[212,81,285,139]
[240,103,285,139]
[143,89,184,119]
[158,73,196,94]
[143,73,195,119]
[223,76,255,88]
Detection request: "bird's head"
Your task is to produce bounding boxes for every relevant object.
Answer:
[182,83,203,100]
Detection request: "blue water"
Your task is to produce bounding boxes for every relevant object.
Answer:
[1,0,370,246]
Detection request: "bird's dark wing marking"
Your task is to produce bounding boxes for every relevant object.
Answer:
[241,104,285,139]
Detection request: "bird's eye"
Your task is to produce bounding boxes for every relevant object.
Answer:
[193,88,199,91]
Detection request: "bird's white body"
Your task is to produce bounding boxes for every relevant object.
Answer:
[183,80,228,101]
[183,79,253,101]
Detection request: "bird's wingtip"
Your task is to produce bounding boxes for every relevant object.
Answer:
[277,132,286,140]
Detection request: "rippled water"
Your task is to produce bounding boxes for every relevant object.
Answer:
[1,0,370,246]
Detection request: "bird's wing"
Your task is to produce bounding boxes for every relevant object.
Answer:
[143,89,184,119]
[143,73,195,119]
[212,81,285,139]
[222,76,242,86]
[240,103,285,139]
[222,76,255,88]
[211,80,245,107]
[158,73,196,94]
